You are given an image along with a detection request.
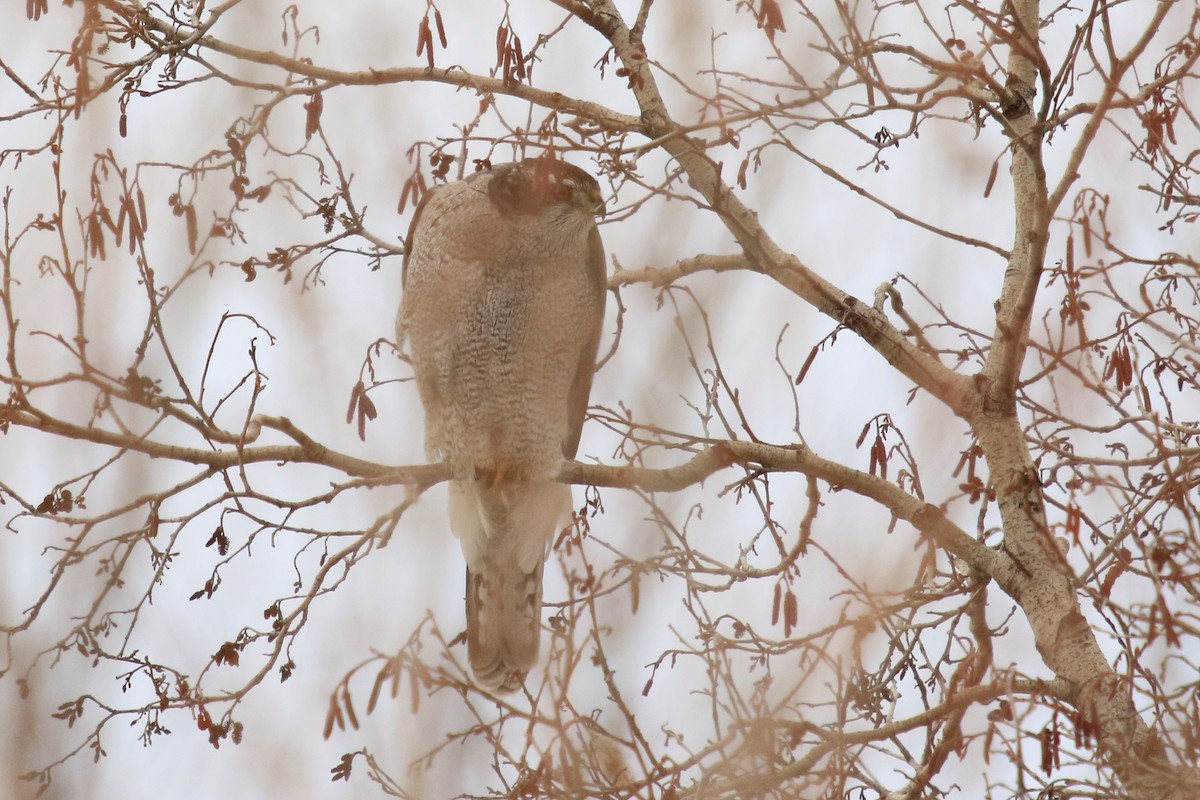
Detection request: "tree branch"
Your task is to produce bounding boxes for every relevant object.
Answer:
[138,13,643,133]
[586,0,978,420]
[609,254,749,288]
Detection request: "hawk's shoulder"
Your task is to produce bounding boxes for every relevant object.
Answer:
[400,178,489,288]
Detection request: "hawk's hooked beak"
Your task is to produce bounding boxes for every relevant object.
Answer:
[593,196,607,220]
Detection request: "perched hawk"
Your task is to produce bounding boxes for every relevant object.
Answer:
[399,158,607,691]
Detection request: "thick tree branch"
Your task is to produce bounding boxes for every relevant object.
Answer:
[8,403,1007,583]
[586,0,978,420]
[968,2,1200,797]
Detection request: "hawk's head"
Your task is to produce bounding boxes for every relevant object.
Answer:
[486,158,605,219]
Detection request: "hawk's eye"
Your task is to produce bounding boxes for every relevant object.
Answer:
[554,183,573,201]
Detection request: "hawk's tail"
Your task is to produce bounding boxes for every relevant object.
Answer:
[465,559,544,692]
[449,480,571,692]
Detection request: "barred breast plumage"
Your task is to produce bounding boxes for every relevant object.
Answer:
[399,158,607,691]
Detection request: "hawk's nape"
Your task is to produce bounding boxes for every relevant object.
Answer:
[398,158,607,692]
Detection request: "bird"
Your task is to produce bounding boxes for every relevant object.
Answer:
[399,157,607,692]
